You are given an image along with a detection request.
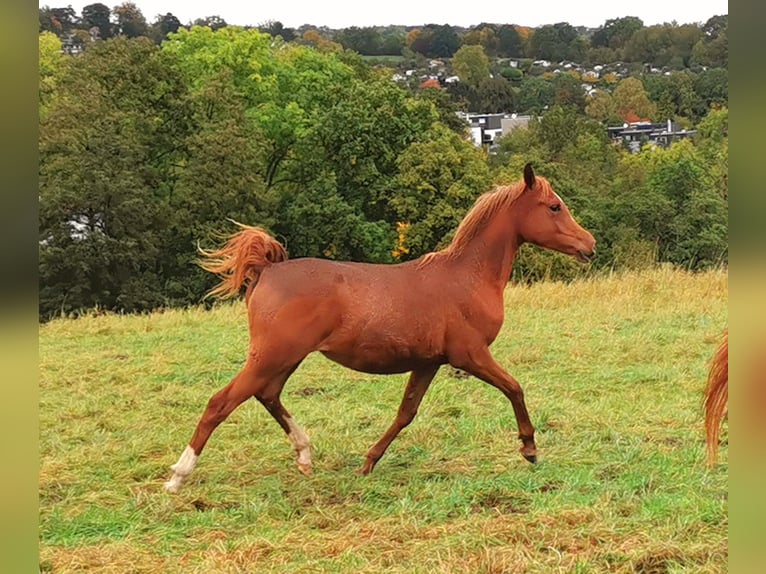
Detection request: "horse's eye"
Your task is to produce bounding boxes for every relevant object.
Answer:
[550,204,561,213]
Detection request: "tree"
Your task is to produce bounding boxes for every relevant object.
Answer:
[113,2,148,38]
[259,20,296,42]
[537,104,580,155]
[335,26,382,55]
[692,15,727,68]
[39,6,79,35]
[552,72,585,111]
[585,90,618,123]
[694,68,728,109]
[429,24,460,58]
[591,17,643,51]
[474,78,517,113]
[39,37,192,318]
[410,24,459,58]
[462,24,499,57]
[623,23,699,68]
[39,32,64,120]
[81,3,113,39]
[149,13,182,44]
[451,44,490,86]
[379,29,405,55]
[516,76,555,114]
[496,24,523,57]
[192,15,227,31]
[529,22,580,61]
[389,124,491,258]
[612,76,656,121]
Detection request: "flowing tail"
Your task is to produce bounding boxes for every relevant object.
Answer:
[198,222,288,300]
[704,329,728,466]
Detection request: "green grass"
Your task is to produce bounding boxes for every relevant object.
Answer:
[39,266,728,573]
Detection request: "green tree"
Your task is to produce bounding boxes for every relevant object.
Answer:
[149,13,182,44]
[585,90,618,123]
[529,22,580,61]
[81,3,113,39]
[192,15,228,31]
[451,44,490,86]
[692,16,728,68]
[552,73,585,111]
[259,20,296,42]
[694,68,728,110]
[612,76,656,121]
[39,6,79,35]
[474,78,517,113]
[335,26,382,55]
[591,17,643,51]
[605,139,727,270]
[39,32,64,120]
[113,2,148,38]
[410,24,459,58]
[39,37,192,318]
[389,124,491,258]
[462,24,499,57]
[496,24,523,57]
[516,76,555,114]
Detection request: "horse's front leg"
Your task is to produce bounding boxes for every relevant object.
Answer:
[452,346,537,463]
[359,364,440,475]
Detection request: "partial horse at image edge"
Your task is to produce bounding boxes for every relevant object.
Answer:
[704,329,728,466]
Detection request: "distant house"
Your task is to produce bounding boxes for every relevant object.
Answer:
[460,113,534,147]
[607,120,696,153]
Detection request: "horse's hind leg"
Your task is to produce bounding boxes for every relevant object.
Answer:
[164,365,261,493]
[255,391,312,476]
[164,358,309,492]
[359,364,440,475]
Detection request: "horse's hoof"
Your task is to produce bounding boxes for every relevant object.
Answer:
[356,465,373,476]
[523,454,537,464]
[164,479,180,493]
[297,463,312,476]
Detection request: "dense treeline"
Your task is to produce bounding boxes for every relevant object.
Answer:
[39,18,727,320]
[40,3,727,69]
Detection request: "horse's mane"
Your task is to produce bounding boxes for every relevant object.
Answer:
[419,178,541,267]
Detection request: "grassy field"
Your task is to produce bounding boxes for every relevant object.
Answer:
[39,266,728,573]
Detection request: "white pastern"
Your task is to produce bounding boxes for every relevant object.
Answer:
[285,416,312,472]
[164,445,198,493]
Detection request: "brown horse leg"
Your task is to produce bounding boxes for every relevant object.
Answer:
[456,348,537,463]
[254,375,312,476]
[164,357,308,492]
[164,365,263,493]
[358,364,440,475]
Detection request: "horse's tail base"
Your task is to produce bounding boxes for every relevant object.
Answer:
[198,222,287,299]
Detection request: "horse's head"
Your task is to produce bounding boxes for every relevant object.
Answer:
[514,164,596,263]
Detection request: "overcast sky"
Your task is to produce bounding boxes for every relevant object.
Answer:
[41,0,728,29]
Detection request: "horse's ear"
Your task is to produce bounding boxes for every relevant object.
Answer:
[523,163,536,190]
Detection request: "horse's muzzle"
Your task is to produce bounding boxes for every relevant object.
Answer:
[576,249,596,263]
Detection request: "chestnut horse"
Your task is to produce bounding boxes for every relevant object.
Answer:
[704,329,728,465]
[164,164,596,492]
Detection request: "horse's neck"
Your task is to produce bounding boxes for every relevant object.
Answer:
[452,218,520,292]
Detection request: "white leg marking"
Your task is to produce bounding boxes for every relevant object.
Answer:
[286,416,312,475]
[164,445,198,493]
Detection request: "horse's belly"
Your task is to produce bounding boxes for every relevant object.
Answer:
[320,339,444,375]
